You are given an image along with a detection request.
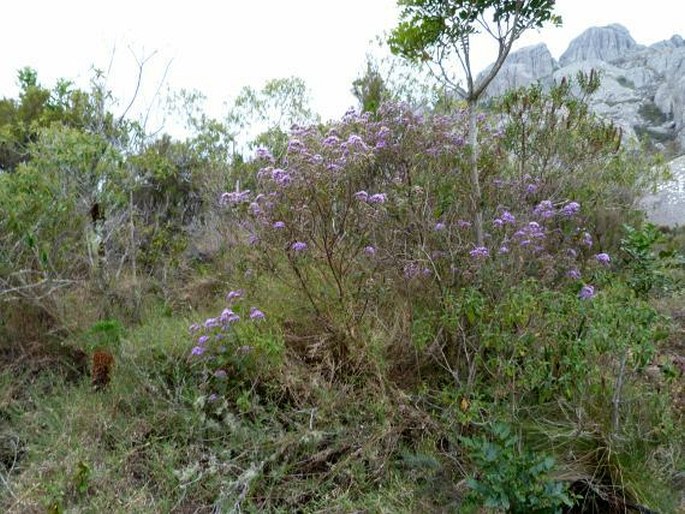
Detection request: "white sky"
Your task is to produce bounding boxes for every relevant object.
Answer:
[1,1,682,130]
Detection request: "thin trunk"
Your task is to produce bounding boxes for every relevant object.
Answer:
[129,188,136,282]
[468,98,484,247]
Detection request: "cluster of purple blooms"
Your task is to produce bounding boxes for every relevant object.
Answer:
[188,289,265,359]
[229,107,614,312]
[354,190,387,204]
[456,198,608,301]
[220,190,251,205]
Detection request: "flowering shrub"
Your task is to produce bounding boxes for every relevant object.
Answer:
[213,102,661,409]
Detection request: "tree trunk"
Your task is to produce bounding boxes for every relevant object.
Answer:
[468,98,484,247]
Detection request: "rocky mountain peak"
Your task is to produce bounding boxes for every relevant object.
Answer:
[479,43,557,98]
[478,23,685,226]
[559,24,639,66]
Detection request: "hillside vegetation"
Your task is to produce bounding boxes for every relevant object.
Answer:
[1,67,684,513]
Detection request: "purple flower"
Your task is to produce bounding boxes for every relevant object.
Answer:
[534,200,555,219]
[189,323,201,333]
[191,346,205,356]
[457,219,472,229]
[322,135,340,146]
[582,232,593,248]
[403,262,420,279]
[527,222,545,239]
[291,241,308,252]
[469,246,489,259]
[208,393,219,402]
[272,221,286,229]
[377,126,391,140]
[249,307,265,320]
[204,317,220,329]
[525,184,538,194]
[353,190,369,202]
[220,309,240,324]
[579,284,595,300]
[198,335,210,345]
[567,268,581,280]
[493,218,504,228]
[594,253,611,265]
[514,222,545,243]
[249,202,261,215]
[561,201,581,217]
[499,245,510,254]
[501,211,516,224]
[271,168,291,186]
[347,134,368,150]
[368,193,387,204]
[255,147,274,162]
[214,369,227,379]
[226,290,244,302]
[363,245,376,256]
[434,222,446,232]
[287,139,305,153]
[220,190,251,205]
[567,248,578,258]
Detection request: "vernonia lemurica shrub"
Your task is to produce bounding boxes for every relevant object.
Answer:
[213,104,662,395]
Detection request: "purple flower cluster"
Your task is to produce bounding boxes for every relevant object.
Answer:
[469,246,489,259]
[534,200,555,219]
[271,168,292,186]
[220,190,251,205]
[567,268,581,280]
[493,210,516,227]
[354,191,387,204]
[594,253,611,265]
[561,201,581,217]
[579,284,595,300]
[255,147,274,162]
[287,139,305,153]
[513,222,546,246]
[188,289,265,359]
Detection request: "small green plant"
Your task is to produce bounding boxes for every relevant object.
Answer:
[460,423,574,513]
[620,223,678,296]
[72,460,91,497]
[87,319,123,346]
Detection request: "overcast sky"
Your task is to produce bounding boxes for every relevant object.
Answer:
[1,1,682,128]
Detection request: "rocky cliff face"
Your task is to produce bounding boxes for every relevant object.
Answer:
[641,155,685,226]
[483,24,685,156]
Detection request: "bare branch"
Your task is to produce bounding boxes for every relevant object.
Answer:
[118,48,158,124]
[142,57,174,135]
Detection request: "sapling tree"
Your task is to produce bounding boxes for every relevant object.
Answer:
[389,0,561,246]
[226,77,319,158]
